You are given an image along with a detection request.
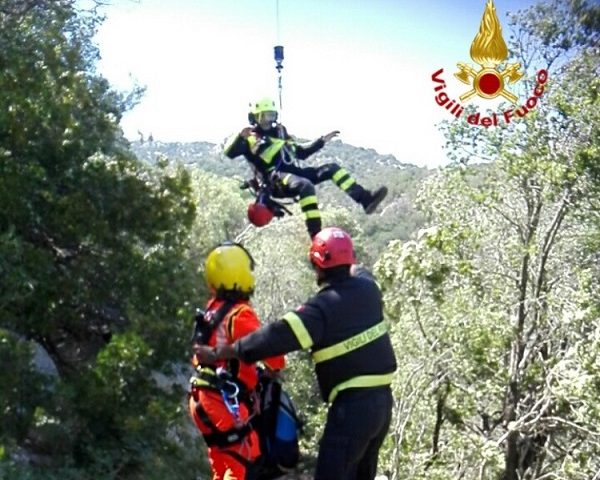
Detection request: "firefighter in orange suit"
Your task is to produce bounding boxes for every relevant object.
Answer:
[188,242,285,480]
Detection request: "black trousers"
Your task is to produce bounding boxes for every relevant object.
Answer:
[315,386,393,480]
[269,163,367,237]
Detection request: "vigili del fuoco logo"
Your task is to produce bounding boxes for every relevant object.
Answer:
[431,0,548,127]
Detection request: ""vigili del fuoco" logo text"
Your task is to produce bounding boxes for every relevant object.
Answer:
[431,0,548,128]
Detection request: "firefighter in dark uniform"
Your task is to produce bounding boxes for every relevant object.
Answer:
[194,227,397,480]
[223,97,388,238]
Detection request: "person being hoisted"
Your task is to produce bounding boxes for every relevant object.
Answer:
[223,97,388,238]
[188,242,285,480]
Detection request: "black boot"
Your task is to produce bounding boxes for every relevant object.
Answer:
[307,218,322,239]
[362,187,388,214]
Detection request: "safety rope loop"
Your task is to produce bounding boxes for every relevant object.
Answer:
[277,75,283,114]
[221,389,240,419]
[271,1,297,171]
[274,124,296,170]
[217,376,241,420]
[281,145,295,166]
[274,0,284,115]
[223,380,240,398]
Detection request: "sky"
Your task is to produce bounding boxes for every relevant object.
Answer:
[91,0,540,168]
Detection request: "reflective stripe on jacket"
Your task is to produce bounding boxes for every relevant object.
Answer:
[236,271,397,403]
[223,124,325,176]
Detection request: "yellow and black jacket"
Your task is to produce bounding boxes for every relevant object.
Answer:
[223,124,325,176]
[234,269,397,403]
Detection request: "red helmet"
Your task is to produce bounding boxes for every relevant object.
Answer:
[248,202,274,227]
[309,227,355,269]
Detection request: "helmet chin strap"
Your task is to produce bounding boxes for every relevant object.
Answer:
[258,121,275,130]
[257,111,277,130]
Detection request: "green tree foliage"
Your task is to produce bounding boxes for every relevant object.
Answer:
[376,1,600,479]
[187,169,249,254]
[0,2,206,477]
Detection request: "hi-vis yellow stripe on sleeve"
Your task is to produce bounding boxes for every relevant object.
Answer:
[339,178,355,191]
[303,210,322,219]
[332,168,349,183]
[328,373,394,403]
[223,133,239,153]
[312,321,387,363]
[299,195,318,207]
[282,312,313,349]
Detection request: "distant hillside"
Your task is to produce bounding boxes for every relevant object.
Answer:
[130,139,435,252]
[131,138,423,179]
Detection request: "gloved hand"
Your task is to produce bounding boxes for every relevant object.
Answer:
[321,130,340,143]
[215,344,237,360]
[240,127,255,138]
[192,345,217,364]
[192,343,237,363]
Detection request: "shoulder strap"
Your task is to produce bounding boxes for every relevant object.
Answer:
[193,300,236,345]
[223,304,253,380]
[225,304,252,342]
[207,300,236,340]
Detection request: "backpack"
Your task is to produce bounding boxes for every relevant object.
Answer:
[252,372,303,480]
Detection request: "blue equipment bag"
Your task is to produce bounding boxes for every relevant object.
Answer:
[253,373,302,479]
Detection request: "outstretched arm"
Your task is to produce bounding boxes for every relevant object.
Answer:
[295,130,340,160]
[321,130,340,143]
[192,320,300,364]
[229,306,286,370]
[193,300,327,365]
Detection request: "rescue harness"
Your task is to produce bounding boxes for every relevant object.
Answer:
[190,366,253,448]
[240,175,293,219]
[190,301,255,448]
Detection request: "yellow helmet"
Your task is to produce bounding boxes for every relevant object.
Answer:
[250,97,277,115]
[204,242,255,294]
[248,97,278,125]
